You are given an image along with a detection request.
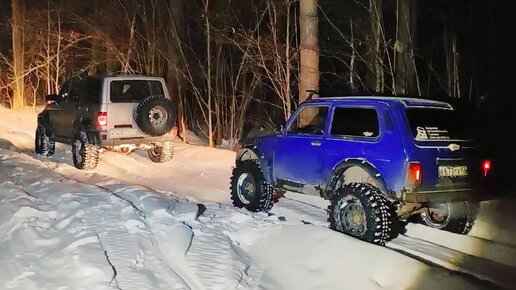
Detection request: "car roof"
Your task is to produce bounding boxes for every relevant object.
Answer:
[89,74,165,81]
[307,96,453,109]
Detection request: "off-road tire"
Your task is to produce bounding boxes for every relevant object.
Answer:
[135,95,175,136]
[72,131,99,170]
[35,125,55,157]
[419,201,477,235]
[148,142,174,163]
[328,182,394,245]
[230,159,274,212]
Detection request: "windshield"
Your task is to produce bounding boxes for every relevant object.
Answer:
[405,108,474,141]
[110,80,164,103]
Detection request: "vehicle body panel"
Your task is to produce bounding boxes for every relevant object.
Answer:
[238,96,491,203]
[39,75,175,147]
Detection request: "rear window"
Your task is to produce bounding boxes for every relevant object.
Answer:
[405,108,474,141]
[110,80,164,103]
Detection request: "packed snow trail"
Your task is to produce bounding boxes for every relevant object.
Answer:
[0,148,194,289]
[1,108,514,289]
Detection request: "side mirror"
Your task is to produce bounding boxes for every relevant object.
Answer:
[45,94,59,102]
[274,123,285,134]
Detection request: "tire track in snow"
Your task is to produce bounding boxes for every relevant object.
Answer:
[32,152,264,290]
[388,235,516,289]
[274,194,510,289]
[0,149,191,290]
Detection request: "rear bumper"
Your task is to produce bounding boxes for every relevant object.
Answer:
[99,135,175,146]
[93,128,177,147]
[402,187,497,203]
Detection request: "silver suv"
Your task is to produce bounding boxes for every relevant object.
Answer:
[36,74,176,170]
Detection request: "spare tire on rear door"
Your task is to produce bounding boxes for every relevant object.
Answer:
[134,95,175,136]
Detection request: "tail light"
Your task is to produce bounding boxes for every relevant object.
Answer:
[407,162,422,187]
[482,160,491,177]
[97,112,107,127]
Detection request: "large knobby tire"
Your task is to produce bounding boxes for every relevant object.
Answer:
[230,159,274,212]
[35,125,55,157]
[148,142,174,163]
[329,183,394,245]
[72,131,99,170]
[135,96,175,136]
[419,201,477,235]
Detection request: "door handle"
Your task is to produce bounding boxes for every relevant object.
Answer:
[311,141,322,147]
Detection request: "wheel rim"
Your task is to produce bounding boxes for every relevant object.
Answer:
[423,203,452,227]
[73,139,83,165]
[236,173,256,205]
[339,199,366,237]
[149,106,167,126]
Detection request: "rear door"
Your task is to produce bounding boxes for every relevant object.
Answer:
[106,78,166,139]
[49,79,73,138]
[61,79,83,138]
[404,108,480,190]
[274,105,329,194]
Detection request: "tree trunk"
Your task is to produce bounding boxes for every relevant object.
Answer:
[394,0,418,95]
[166,0,185,131]
[299,0,319,124]
[369,0,384,93]
[204,0,214,147]
[11,0,24,110]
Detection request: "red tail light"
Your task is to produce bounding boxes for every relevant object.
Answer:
[482,160,491,177]
[97,112,107,127]
[407,162,422,187]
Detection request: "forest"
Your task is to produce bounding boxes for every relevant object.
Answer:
[0,0,514,181]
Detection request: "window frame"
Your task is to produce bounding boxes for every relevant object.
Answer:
[108,79,165,103]
[285,104,330,136]
[328,105,382,141]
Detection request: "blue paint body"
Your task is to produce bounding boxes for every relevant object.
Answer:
[240,96,485,200]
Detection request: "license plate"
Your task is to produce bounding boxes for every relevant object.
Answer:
[109,128,138,139]
[438,166,468,178]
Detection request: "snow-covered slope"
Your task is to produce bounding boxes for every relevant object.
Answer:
[1,108,515,289]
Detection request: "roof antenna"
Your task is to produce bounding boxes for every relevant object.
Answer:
[306,90,319,101]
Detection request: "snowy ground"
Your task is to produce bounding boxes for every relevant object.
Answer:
[1,108,516,290]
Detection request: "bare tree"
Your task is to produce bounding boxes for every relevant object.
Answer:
[298,0,319,105]
[11,0,24,110]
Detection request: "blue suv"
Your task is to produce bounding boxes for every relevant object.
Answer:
[230,96,492,245]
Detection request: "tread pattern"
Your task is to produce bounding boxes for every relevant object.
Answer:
[135,95,175,137]
[148,142,174,163]
[419,201,477,235]
[328,182,394,245]
[230,159,274,212]
[72,131,99,170]
[35,125,55,157]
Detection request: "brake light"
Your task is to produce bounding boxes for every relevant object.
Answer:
[482,160,491,177]
[407,162,422,187]
[97,112,107,127]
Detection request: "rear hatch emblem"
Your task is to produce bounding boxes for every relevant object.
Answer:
[448,143,461,151]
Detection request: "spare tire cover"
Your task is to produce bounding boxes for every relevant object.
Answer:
[134,95,175,136]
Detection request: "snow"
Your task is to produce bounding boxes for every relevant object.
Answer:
[1,107,515,289]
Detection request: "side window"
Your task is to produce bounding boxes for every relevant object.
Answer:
[82,77,102,104]
[331,107,379,137]
[69,79,83,102]
[287,106,329,135]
